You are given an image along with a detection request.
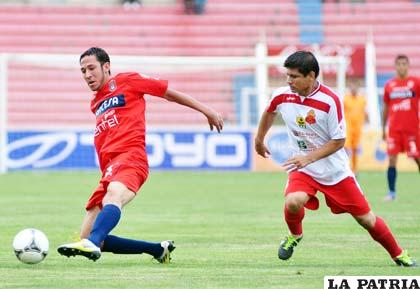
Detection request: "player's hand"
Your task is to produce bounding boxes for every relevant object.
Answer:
[255,140,271,158]
[206,109,224,133]
[281,155,313,173]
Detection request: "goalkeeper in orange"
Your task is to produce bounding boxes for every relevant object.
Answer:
[344,83,367,174]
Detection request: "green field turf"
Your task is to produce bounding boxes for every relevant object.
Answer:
[0,171,419,289]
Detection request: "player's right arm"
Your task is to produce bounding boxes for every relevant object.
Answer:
[382,103,389,141]
[255,110,277,158]
[382,83,390,141]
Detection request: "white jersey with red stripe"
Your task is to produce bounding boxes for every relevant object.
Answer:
[266,82,352,185]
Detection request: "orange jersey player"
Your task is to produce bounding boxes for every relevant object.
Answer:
[343,84,367,174]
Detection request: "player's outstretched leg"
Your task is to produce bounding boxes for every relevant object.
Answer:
[57,239,101,261]
[101,235,176,264]
[278,235,302,260]
[362,214,417,267]
[394,250,417,267]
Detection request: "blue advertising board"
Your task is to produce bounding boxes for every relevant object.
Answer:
[7,130,252,171]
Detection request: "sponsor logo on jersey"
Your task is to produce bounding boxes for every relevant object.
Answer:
[305,109,316,124]
[390,88,415,99]
[109,80,117,92]
[391,98,411,112]
[297,140,308,149]
[296,110,317,128]
[296,140,317,151]
[291,129,318,138]
[94,115,119,137]
[95,94,125,117]
[296,116,306,128]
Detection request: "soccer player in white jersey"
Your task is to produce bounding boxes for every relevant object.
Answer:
[254,51,416,267]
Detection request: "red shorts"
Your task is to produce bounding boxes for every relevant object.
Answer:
[285,171,371,216]
[86,151,149,210]
[386,130,419,157]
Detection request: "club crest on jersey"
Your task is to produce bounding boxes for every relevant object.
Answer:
[305,109,316,124]
[95,94,126,117]
[296,116,306,128]
[109,80,117,92]
[408,80,414,88]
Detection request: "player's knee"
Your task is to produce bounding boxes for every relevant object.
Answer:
[285,195,305,213]
[103,181,135,208]
[103,183,125,207]
[388,155,398,166]
[354,212,376,229]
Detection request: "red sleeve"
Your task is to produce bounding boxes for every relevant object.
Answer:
[126,72,168,97]
[417,78,420,99]
[383,82,390,105]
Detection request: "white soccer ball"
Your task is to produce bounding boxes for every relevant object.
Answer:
[13,228,49,264]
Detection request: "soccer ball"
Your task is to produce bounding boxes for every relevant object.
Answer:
[13,228,49,264]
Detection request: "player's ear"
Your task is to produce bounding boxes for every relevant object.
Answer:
[103,62,111,75]
[308,71,316,80]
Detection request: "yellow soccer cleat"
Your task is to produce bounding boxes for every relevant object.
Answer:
[394,250,417,267]
[57,238,101,261]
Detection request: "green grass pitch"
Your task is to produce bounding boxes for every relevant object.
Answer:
[0,171,419,289]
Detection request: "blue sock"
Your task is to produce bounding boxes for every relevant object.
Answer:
[88,204,121,247]
[102,235,164,258]
[387,167,397,195]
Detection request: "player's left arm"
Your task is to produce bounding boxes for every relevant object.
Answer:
[164,88,224,133]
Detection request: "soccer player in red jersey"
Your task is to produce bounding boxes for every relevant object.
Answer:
[57,47,223,262]
[382,55,420,201]
[255,51,416,267]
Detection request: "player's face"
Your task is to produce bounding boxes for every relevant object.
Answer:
[286,68,315,96]
[80,55,110,91]
[395,58,409,78]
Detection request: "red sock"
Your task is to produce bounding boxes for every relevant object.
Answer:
[368,216,402,258]
[284,207,305,236]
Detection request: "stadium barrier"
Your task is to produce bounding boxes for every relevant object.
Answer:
[7,128,251,171]
[6,127,417,172]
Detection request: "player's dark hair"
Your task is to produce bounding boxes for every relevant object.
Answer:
[284,51,320,78]
[80,47,111,74]
[395,54,409,63]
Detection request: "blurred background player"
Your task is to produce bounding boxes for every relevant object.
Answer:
[255,51,416,267]
[57,47,224,262]
[343,82,367,175]
[382,54,420,201]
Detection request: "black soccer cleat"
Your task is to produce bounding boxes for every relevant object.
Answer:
[278,235,302,260]
[155,240,176,264]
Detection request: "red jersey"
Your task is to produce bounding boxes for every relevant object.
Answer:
[90,72,168,171]
[383,76,420,133]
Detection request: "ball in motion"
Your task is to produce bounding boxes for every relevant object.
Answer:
[13,228,49,264]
